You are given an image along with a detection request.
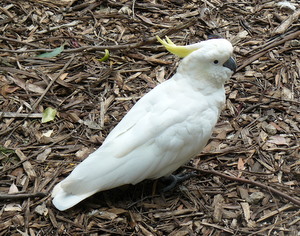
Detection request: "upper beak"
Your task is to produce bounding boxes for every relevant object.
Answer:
[223,57,237,72]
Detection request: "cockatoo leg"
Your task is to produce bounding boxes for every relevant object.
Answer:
[161,172,197,192]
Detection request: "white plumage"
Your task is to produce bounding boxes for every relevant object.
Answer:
[52,37,236,211]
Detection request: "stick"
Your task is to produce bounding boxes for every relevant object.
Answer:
[0,18,197,54]
[0,112,42,118]
[0,192,47,200]
[186,166,300,207]
[237,30,300,71]
[31,54,75,110]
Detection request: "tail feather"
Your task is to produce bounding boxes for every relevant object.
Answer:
[52,182,96,211]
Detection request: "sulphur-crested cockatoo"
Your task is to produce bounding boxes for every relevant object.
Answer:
[52,36,236,211]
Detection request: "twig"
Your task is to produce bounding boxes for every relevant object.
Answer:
[0,112,42,118]
[256,203,294,222]
[132,0,136,19]
[199,222,234,234]
[37,20,81,34]
[107,0,167,11]
[237,29,300,71]
[0,36,40,48]
[274,10,300,34]
[0,66,40,79]
[0,56,75,138]
[186,166,300,207]
[31,54,75,110]
[65,1,100,12]
[0,158,30,176]
[0,18,197,54]
[0,192,47,200]
[250,210,300,235]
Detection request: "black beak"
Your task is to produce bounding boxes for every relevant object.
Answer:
[223,57,237,72]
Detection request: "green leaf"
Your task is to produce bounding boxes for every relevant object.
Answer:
[98,49,110,62]
[37,44,65,58]
[42,107,57,123]
[0,146,14,154]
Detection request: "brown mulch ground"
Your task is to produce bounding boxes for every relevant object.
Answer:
[1,0,300,235]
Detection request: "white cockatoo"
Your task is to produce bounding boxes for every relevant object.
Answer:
[52,36,236,211]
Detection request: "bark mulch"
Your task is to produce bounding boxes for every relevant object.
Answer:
[0,0,300,235]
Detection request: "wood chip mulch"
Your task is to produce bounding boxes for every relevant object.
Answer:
[0,0,300,235]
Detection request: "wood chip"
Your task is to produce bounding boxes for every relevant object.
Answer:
[15,149,37,180]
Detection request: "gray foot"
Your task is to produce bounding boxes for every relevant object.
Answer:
[161,172,197,192]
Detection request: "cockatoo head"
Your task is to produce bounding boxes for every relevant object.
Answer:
[157,36,236,86]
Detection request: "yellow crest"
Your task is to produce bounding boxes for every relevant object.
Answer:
[156,36,198,58]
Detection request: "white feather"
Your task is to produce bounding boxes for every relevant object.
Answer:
[52,38,235,211]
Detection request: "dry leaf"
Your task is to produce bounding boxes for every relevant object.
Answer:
[88,210,118,220]
[15,149,37,179]
[137,14,153,24]
[75,147,92,160]
[79,119,102,130]
[36,148,52,162]
[156,66,165,83]
[268,135,289,145]
[59,73,68,80]
[42,130,53,138]
[35,203,48,216]
[0,85,19,96]
[237,158,245,170]
[4,204,22,212]
[8,183,19,194]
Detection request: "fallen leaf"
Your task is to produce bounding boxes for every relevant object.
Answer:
[0,146,14,154]
[4,204,22,212]
[108,208,127,215]
[75,147,92,161]
[0,85,19,96]
[42,107,57,123]
[37,44,65,58]
[59,73,68,80]
[35,203,48,216]
[8,76,45,94]
[8,183,19,194]
[42,130,53,138]
[237,158,245,170]
[137,14,153,24]
[156,66,165,83]
[98,49,110,62]
[88,210,118,220]
[36,148,52,162]
[79,119,102,130]
[268,135,289,145]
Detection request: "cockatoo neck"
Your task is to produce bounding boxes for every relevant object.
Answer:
[175,59,229,92]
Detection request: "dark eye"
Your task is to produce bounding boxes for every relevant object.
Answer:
[214,60,219,64]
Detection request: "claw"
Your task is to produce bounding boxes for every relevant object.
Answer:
[161,172,197,192]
